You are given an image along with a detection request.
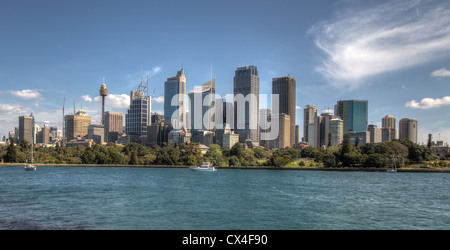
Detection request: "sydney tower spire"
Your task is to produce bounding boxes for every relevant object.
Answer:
[99,77,108,125]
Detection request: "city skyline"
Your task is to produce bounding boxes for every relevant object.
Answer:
[1,0,450,144]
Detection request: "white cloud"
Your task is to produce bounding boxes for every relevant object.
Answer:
[149,66,162,77]
[154,96,164,104]
[81,95,93,102]
[0,103,27,115]
[9,89,43,100]
[430,68,450,78]
[405,96,450,109]
[296,105,302,110]
[94,93,130,110]
[309,1,450,89]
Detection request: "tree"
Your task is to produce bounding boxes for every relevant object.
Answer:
[185,155,197,166]
[270,155,291,168]
[81,149,96,164]
[129,151,139,165]
[4,140,17,163]
[205,144,223,166]
[322,153,336,168]
[364,153,385,168]
[230,142,244,158]
[228,156,240,166]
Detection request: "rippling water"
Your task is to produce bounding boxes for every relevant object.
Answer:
[1,166,449,229]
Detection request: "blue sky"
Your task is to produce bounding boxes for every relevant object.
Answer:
[1,0,450,144]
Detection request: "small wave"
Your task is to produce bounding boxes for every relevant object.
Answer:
[0,219,86,230]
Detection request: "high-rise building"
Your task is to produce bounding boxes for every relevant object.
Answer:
[267,113,290,149]
[399,118,418,143]
[88,124,105,144]
[188,78,215,131]
[316,113,335,147]
[126,76,151,140]
[19,115,34,144]
[49,126,60,141]
[37,125,50,144]
[147,122,173,147]
[65,110,92,140]
[104,111,123,143]
[335,100,368,133]
[381,115,396,142]
[368,124,382,144]
[295,125,301,144]
[233,65,259,144]
[259,108,272,148]
[272,76,296,146]
[329,118,343,146]
[303,105,317,144]
[151,113,165,124]
[164,67,186,129]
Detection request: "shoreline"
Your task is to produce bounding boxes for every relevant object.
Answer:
[1,163,450,173]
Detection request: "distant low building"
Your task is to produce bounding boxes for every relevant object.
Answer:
[65,139,94,147]
[147,122,173,147]
[348,131,370,146]
[168,129,190,146]
[88,124,105,145]
[432,145,449,157]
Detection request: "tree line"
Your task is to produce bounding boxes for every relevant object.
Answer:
[1,134,447,168]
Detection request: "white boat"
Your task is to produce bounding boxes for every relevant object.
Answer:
[190,162,216,172]
[25,162,36,171]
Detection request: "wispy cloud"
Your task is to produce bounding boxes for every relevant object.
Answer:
[81,95,93,102]
[9,89,43,100]
[405,96,450,109]
[154,96,164,104]
[309,0,450,89]
[430,67,450,78]
[0,103,27,115]
[94,94,129,110]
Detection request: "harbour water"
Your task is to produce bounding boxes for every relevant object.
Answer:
[0,166,449,230]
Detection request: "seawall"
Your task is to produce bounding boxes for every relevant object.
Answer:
[1,163,450,173]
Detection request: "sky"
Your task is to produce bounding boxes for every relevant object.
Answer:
[1,0,450,144]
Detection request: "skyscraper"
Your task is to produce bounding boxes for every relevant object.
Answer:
[233,65,259,143]
[104,111,123,143]
[295,125,301,144]
[381,115,396,142]
[65,110,92,140]
[368,124,382,143]
[188,78,215,131]
[303,105,317,144]
[335,100,368,133]
[164,67,186,129]
[399,118,418,143]
[272,76,296,146]
[259,108,272,148]
[126,76,151,140]
[267,113,290,149]
[329,117,343,146]
[19,115,34,144]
